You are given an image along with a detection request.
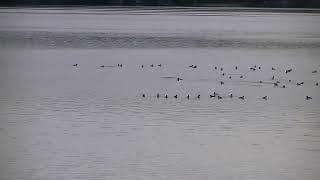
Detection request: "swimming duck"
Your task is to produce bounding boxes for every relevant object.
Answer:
[73,64,78,67]
[272,76,275,80]
[282,85,286,88]
[157,93,160,98]
[239,96,245,100]
[210,94,215,98]
[189,65,194,68]
[158,64,162,67]
[174,94,178,99]
[214,66,217,70]
[285,69,292,73]
[197,94,200,99]
[100,65,105,68]
[235,66,238,70]
[142,94,146,98]
[306,96,312,100]
[230,94,233,98]
[312,70,318,73]
[141,65,144,68]
[187,95,190,99]
[150,64,154,67]
[258,66,261,69]
[177,77,183,81]
[272,67,275,70]
[262,96,267,100]
[165,95,168,99]
[240,75,243,78]
[218,96,222,100]
[250,67,256,71]
[220,67,223,71]
[220,81,224,85]
[229,76,232,79]
[316,82,319,86]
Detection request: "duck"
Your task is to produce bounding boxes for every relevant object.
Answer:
[100,65,105,68]
[189,65,194,68]
[187,95,190,99]
[141,65,144,68]
[210,94,215,98]
[259,80,263,83]
[258,66,261,70]
[240,75,243,78]
[262,96,267,100]
[235,66,238,70]
[230,94,233,98]
[142,94,146,98]
[272,76,275,80]
[274,82,278,87]
[222,73,225,76]
[250,67,256,71]
[254,65,257,68]
[289,80,292,82]
[285,69,292,73]
[229,76,232,79]
[220,81,224,85]
[312,70,318,73]
[177,77,183,81]
[316,82,319,86]
[158,64,162,67]
[282,85,286,88]
[73,64,78,67]
[218,96,222,99]
[174,94,178,99]
[239,96,245,100]
[150,64,154,67]
[220,67,223,71]
[297,82,304,86]
[157,93,160,98]
[165,95,168,99]
[197,94,200,99]
[306,96,312,100]
[272,67,275,70]
[214,66,217,70]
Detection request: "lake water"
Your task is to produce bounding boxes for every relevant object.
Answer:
[0,7,320,180]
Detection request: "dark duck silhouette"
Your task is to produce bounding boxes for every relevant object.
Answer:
[189,65,194,68]
[165,95,168,99]
[306,96,312,100]
[197,94,200,99]
[187,95,190,99]
[312,70,318,73]
[177,77,183,81]
[239,96,245,100]
[150,64,154,67]
[220,81,224,85]
[158,64,162,67]
[100,65,105,68]
[262,96,267,100]
[285,69,292,73]
[250,67,256,71]
[240,75,243,78]
[174,94,178,99]
[316,82,319,86]
[157,93,160,98]
[272,67,275,70]
[73,64,78,67]
[142,94,146,98]
[235,66,238,70]
[297,82,304,86]
[230,94,233,98]
[218,96,222,100]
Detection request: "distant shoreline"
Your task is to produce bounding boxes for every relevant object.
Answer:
[0,6,320,14]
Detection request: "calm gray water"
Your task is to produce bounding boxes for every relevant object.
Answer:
[0,7,320,180]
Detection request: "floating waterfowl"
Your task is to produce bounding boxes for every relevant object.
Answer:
[240,75,243,78]
[189,65,194,68]
[282,85,286,88]
[177,77,183,81]
[312,70,318,73]
[210,94,215,98]
[272,67,275,70]
[306,96,312,100]
[285,69,292,73]
[316,82,319,86]
[258,66,261,69]
[220,67,223,71]
[187,95,190,99]
[150,64,154,67]
[250,67,256,71]
[157,93,160,98]
[158,64,162,67]
[272,76,275,80]
[218,96,222,99]
[230,94,233,98]
[100,65,105,68]
[165,95,168,99]
[235,66,238,70]
[229,76,232,79]
[262,96,267,100]
[73,64,78,67]
[214,66,217,70]
[142,94,146,98]
[174,94,178,99]
[239,96,245,100]
[197,94,200,99]
[220,81,224,85]
[141,65,144,68]
[259,81,263,83]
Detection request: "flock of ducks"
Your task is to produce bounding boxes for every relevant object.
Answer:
[72,63,318,101]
